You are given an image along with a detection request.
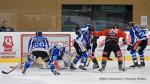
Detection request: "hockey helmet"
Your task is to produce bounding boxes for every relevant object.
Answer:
[36,30,42,36]
[128,22,134,27]
[86,24,95,32]
[113,24,119,29]
[57,43,64,49]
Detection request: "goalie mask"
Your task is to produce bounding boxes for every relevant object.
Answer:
[57,43,64,49]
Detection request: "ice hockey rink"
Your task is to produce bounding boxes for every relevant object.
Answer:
[0,61,150,84]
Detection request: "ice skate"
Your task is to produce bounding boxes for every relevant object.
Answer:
[119,66,126,71]
[93,64,99,69]
[140,62,145,67]
[98,67,105,72]
[119,67,126,71]
[53,70,60,75]
[129,62,140,68]
[22,67,27,74]
[79,65,87,70]
[69,63,76,70]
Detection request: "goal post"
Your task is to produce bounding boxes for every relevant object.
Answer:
[21,33,71,64]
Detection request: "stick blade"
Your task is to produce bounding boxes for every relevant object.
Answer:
[1,70,9,74]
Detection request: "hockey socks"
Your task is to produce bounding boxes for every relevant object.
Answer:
[22,56,32,74]
[69,55,81,70]
[130,50,137,63]
[130,50,145,67]
[92,58,99,69]
[72,55,81,64]
[98,60,107,72]
[118,61,125,71]
[138,51,145,67]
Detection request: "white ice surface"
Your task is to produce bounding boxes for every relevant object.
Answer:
[0,61,150,84]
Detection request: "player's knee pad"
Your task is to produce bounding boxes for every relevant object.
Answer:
[102,52,108,58]
[118,56,123,62]
[115,51,122,58]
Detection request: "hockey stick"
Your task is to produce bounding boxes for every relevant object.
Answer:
[1,62,24,74]
[86,58,91,67]
[86,43,93,67]
[1,55,32,74]
[122,45,126,70]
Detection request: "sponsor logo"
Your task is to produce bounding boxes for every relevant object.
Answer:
[3,36,14,51]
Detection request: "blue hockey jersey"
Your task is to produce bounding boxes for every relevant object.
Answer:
[50,46,66,60]
[130,26,148,45]
[28,35,49,54]
[75,26,91,45]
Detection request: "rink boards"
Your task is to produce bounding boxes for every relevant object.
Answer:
[0,32,150,63]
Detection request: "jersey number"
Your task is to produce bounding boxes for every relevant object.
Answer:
[34,42,45,48]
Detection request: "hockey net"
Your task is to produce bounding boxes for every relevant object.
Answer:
[21,33,71,68]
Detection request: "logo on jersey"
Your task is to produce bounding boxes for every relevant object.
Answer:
[108,29,118,38]
[3,36,14,51]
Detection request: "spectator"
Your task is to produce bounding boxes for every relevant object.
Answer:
[0,20,15,32]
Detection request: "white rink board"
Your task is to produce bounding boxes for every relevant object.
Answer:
[0,32,150,63]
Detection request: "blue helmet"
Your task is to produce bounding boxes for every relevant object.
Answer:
[86,24,93,28]
[86,24,95,32]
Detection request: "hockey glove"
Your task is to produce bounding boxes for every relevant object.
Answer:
[122,39,127,45]
[127,44,133,51]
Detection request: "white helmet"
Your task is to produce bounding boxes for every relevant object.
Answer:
[57,43,64,49]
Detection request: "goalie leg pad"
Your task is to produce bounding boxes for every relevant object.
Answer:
[58,60,65,69]
[49,62,55,72]
[54,61,60,70]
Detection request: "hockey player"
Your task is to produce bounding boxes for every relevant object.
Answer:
[49,43,71,70]
[69,26,89,70]
[93,24,127,72]
[87,25,100,69]
[22,31,60,75]
[88,25,112,69]
[127,22,148,67]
